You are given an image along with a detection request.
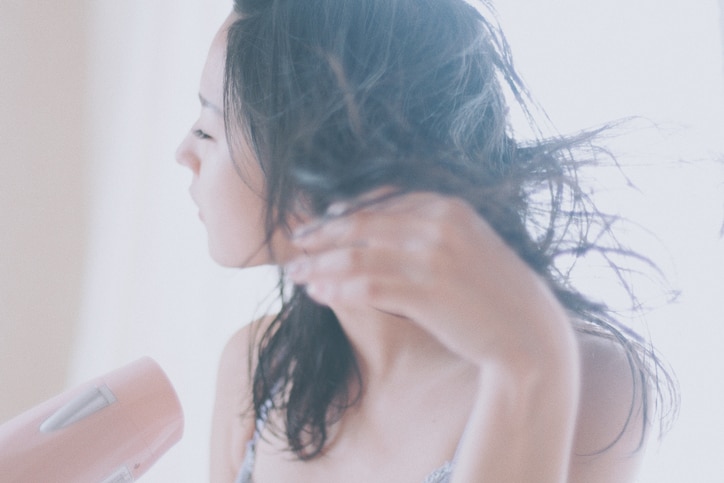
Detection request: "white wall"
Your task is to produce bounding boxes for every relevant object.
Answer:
[495,1,724,481]
[66,2,278,481]
[0,0,88,423]
[0,2,277,481]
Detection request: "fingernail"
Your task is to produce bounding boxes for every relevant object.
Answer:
[326,201,349,216]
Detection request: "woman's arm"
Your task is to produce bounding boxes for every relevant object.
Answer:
[288,191,647,482]
[453,332,648,483]
[288,191,582,480]
[451,331,580,483]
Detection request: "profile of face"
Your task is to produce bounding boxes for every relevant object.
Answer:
[176,14,289,268]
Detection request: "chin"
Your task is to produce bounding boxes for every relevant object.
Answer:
[209,249,252,268]
[208,241,272,268]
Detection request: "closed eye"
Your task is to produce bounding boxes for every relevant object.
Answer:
[193,129,212,140]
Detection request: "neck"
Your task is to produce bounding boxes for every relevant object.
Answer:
[330,304,467,391]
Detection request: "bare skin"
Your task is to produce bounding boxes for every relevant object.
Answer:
[212,317,646,483]
[181,13,649,483]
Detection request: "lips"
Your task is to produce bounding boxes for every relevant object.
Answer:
[188,187,203,221]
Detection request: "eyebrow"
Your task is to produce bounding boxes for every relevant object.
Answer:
[198,93,223,115]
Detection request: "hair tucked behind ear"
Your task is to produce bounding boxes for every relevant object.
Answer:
[224,0,677,459]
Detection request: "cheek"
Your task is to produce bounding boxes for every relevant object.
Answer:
[212,183,269,266]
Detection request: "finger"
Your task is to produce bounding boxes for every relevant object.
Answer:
[303,269,415,316]
[304,274,386,307]
[286,244,440,314]
[286,245,412,284]
[291,189,423,244]
[292,203,437,253]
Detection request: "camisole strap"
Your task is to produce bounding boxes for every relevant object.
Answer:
[234,396,274,483]
[423,460,454,483]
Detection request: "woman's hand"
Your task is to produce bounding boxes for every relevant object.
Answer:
[286,190,582,481]
[286,191,573,369]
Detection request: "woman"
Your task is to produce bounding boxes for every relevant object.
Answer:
[176,1,675,481]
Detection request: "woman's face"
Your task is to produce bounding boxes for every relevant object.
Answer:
[176,15,288,267]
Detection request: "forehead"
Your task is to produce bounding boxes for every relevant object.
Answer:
[199,14,237,105]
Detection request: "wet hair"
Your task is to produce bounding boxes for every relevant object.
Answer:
[224,0,677,459]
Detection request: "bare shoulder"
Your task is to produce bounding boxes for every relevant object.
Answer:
[568,329,649,483]
[210,316,276,483]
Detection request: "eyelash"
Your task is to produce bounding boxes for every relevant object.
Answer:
[193,129,212,140]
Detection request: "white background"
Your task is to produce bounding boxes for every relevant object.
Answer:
[494,2,724,481]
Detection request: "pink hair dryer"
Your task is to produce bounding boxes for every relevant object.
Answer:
[0,357,184,482]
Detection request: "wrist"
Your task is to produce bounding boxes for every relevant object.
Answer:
[474,326,581,409]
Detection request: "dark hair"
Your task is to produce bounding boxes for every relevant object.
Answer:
[224,0,677,459]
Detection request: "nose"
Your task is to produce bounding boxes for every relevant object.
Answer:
[175,132,200,173]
